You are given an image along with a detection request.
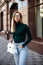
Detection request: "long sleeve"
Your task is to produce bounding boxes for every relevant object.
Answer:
[22,25,32,47]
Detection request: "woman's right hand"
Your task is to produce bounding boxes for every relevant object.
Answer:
[9,38,13,43]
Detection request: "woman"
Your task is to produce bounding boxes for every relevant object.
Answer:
[9,11,32,65]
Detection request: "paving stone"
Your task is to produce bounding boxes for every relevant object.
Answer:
[0,37,43,65]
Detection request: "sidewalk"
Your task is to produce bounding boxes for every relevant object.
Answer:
[0,37,43,65]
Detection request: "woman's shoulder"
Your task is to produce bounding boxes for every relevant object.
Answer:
[22,23,29,28]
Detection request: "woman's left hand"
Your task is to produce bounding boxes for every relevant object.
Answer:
[20,45,23,48]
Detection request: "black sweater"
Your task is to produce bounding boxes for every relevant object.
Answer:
[11,22,32,47]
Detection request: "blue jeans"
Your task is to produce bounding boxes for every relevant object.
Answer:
[13,41,28,65]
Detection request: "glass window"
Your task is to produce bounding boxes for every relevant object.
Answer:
[36,0,43,38]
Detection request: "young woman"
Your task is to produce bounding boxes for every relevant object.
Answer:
[9,11,32,65]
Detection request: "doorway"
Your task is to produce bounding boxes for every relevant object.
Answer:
[1,12,3,31]
[10,3,18,28]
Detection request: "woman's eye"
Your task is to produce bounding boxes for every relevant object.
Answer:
[15,15,20,17]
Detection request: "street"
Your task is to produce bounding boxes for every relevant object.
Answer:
[0,37,43,65]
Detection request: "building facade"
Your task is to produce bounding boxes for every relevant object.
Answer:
[0,0,43,40]
[0,0,28,31]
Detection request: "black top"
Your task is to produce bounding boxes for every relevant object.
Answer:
[11,22,32,47]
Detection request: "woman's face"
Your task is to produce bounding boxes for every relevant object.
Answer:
[14,13,20,23]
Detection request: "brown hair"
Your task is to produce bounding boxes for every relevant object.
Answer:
[11,11,22,32]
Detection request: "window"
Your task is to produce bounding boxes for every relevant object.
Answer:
[36,0,43,38]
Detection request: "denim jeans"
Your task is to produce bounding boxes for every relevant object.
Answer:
[13,41,28,65]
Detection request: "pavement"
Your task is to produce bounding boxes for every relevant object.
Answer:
[0,37,43,65]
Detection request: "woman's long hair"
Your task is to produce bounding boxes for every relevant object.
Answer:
[11,11,22,32]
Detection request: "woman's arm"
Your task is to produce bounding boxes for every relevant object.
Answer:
[22,25,32,47]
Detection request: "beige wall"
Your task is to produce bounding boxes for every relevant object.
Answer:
[18,6,28,25]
